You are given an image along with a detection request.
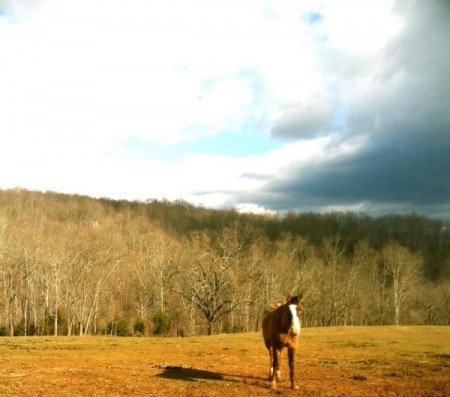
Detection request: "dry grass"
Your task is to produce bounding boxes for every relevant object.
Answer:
[0,326,448,396]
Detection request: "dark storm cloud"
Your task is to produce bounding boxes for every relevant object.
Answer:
[249,1,450,221]
[262,133,450,209]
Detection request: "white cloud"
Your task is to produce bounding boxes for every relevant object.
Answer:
[321,0,401,54]
[1,0,330,144]
[1,0,312,154]
[235,203,278,216]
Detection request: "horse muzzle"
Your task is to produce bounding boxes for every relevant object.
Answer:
[289,328,300,337]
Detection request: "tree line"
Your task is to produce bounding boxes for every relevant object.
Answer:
[0,188,448,337]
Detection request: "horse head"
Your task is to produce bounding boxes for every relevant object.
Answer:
[286,294,303,336]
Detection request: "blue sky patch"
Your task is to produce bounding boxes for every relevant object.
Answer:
[118,131,283,162]
[305,12,323,25]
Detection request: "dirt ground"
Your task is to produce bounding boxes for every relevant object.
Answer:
[0,326,449,396]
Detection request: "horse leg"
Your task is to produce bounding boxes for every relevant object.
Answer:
[271,347,281,391]
[276,347,283,382]
[288,347,299,390]
[268,346,274,381]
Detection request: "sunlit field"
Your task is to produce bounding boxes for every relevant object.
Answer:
[0,326,448,396]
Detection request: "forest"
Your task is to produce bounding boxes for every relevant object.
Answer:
[0,188,449,337]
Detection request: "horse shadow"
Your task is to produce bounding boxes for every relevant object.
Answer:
[155,365,227,382]
[154,364,265,387]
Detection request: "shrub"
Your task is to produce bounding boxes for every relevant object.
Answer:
[152,310,170,335]
[106,319,129,336]
[133,320,145,335]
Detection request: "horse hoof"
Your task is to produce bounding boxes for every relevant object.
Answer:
[291,384,299,390]
[276,370,281,382]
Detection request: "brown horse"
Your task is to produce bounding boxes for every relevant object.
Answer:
[262,294,304,391]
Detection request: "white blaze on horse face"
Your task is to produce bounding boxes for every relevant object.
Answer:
[289,304,301,335]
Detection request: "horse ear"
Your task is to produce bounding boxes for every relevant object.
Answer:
[286,294,292,303]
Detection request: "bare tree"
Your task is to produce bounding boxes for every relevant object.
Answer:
[179,228,245,335]
[382,242,422,325]
[128,227,180,334]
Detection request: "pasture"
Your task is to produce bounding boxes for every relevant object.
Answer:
[0,326,448,396]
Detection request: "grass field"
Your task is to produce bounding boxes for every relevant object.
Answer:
[0,326,449,396]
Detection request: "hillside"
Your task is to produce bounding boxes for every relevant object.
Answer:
[0,188,449,336]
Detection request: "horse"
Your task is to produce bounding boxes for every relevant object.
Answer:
[262,294,304,391]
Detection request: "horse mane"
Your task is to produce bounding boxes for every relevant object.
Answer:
[263,302,282,316]
[264,293,304,316]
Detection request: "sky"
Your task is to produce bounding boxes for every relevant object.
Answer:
[1,0,449,221]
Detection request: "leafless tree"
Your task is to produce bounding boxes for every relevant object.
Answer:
[178,228,246,334]
[382,242,422,325]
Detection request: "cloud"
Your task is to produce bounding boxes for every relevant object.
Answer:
[0,0,318,145]
[237,0,450,220]
[271,101,334,139]
[0,0,41,21]
[0,0,323,151]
